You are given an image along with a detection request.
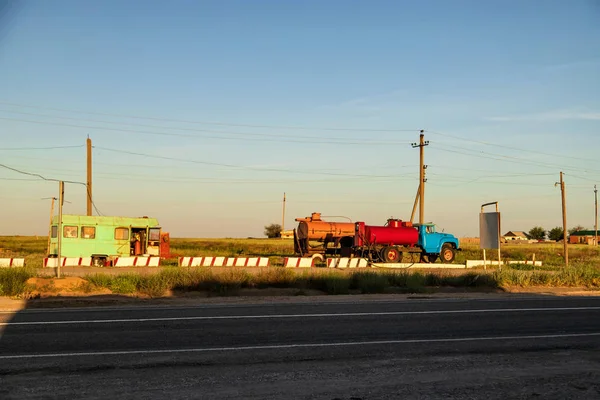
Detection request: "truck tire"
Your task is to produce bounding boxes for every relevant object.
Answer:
[92,257,106,267]
[382,246,401,263]
[440,243,455,263]
[311,254,324,264]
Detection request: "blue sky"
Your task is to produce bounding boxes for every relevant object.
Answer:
[1,0,599,238]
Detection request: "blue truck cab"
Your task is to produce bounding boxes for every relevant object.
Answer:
[414,223,460,263]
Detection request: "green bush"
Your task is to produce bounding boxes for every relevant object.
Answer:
[0,268,33,296]
[352,272,389,294]
[308,273,350,295]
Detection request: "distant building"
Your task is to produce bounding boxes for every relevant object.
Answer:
[568,230,599,245]
[281,230,294,239]
[502,231,529,242]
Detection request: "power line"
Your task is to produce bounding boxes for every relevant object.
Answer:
[0,177,40,181]
[1,100,592,163]
[0,101,420,133]
[0,162,103,216]
[93,146,411,178]
[567,174,599,184]
[0,116,414,146]
[429,144,600,175]
[429,172,557,179]
[0,109,416,145]
[427,130,600,164]
[0,145,84,151]
[2,152,418,175]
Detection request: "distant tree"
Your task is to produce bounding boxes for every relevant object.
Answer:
[264,223,282,238]
[568,225,585,235]
[528,226,547,241]
[548,227,564,242]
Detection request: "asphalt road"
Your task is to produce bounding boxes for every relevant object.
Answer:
[1,296,600,399]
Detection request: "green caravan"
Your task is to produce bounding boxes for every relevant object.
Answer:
[48,215,171,266]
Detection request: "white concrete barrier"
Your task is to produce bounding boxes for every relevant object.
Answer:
[44,257,93,268]
[178,257,269,267]
[465,260,504,268]
[284,257,314,268]
[327,258,369,268]
[372,262,470,269]
[507,261,543,266]
[113,256,160,267]
[0,258,25,268]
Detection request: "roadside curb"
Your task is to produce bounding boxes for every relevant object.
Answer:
[1,288,600,311]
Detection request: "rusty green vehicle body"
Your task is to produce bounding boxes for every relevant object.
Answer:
[48,215,166,266]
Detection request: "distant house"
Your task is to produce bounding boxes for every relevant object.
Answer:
[568,230,599,245]
[502,231,529,242]
[281,230,294,239]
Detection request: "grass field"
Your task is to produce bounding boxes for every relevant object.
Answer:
[1,236,600,299]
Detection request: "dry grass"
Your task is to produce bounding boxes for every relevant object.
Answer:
[31,266,600,299]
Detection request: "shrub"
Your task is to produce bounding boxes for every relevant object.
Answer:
[0,268,33,297]
[351,272,389,294]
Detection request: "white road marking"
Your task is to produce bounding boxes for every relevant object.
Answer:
[0,332,599,360]
[0,295,596,315]
[1,295,593,315]
[1,306,600,326]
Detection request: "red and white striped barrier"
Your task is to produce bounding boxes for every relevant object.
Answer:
[44,257,92,268]
[327,258,369,269]
[0,258,25,268]
[113,256,160,267]
[178,257,270,267]
[284,257,315,268]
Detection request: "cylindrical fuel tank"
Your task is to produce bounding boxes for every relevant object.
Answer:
[297,220,355,241]
[363,219,419,246]
[295,212,355,241]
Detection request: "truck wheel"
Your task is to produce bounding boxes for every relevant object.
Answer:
[311,254,325,265]
[92,257,105,267]
[440,244,455,263]
[382,246,401,263]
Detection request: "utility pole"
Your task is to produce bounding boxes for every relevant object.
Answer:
[57,181,65,278]
[410,185,420,223]
[281,192,286,238]
[86,136,92,216]
[595,185,598,246]
[556,172,568,267]
[45,197,56,255]
[411,131,429,225]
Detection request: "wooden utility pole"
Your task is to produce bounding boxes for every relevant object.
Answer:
[57,181,64,278]
[558,172,568,267]
[46,197,55,255]
[411,131,429,224]
[410,184,420,223]
[86,136,92,216]
[595,185,598,246]
[281,192,286,238]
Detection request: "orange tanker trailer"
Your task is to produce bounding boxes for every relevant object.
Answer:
[293,212,356,259]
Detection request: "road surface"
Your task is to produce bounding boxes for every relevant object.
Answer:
[1,296,600,399]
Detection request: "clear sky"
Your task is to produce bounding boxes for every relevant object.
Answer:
[1,0,599,238]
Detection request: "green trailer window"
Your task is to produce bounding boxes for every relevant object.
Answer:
[115,227,129,240]
[82,226,96,239]
[149,228,160,241]
[63,226,78,238]
[51,225,57,238]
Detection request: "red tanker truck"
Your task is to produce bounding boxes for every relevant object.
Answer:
[353,219,460,263]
